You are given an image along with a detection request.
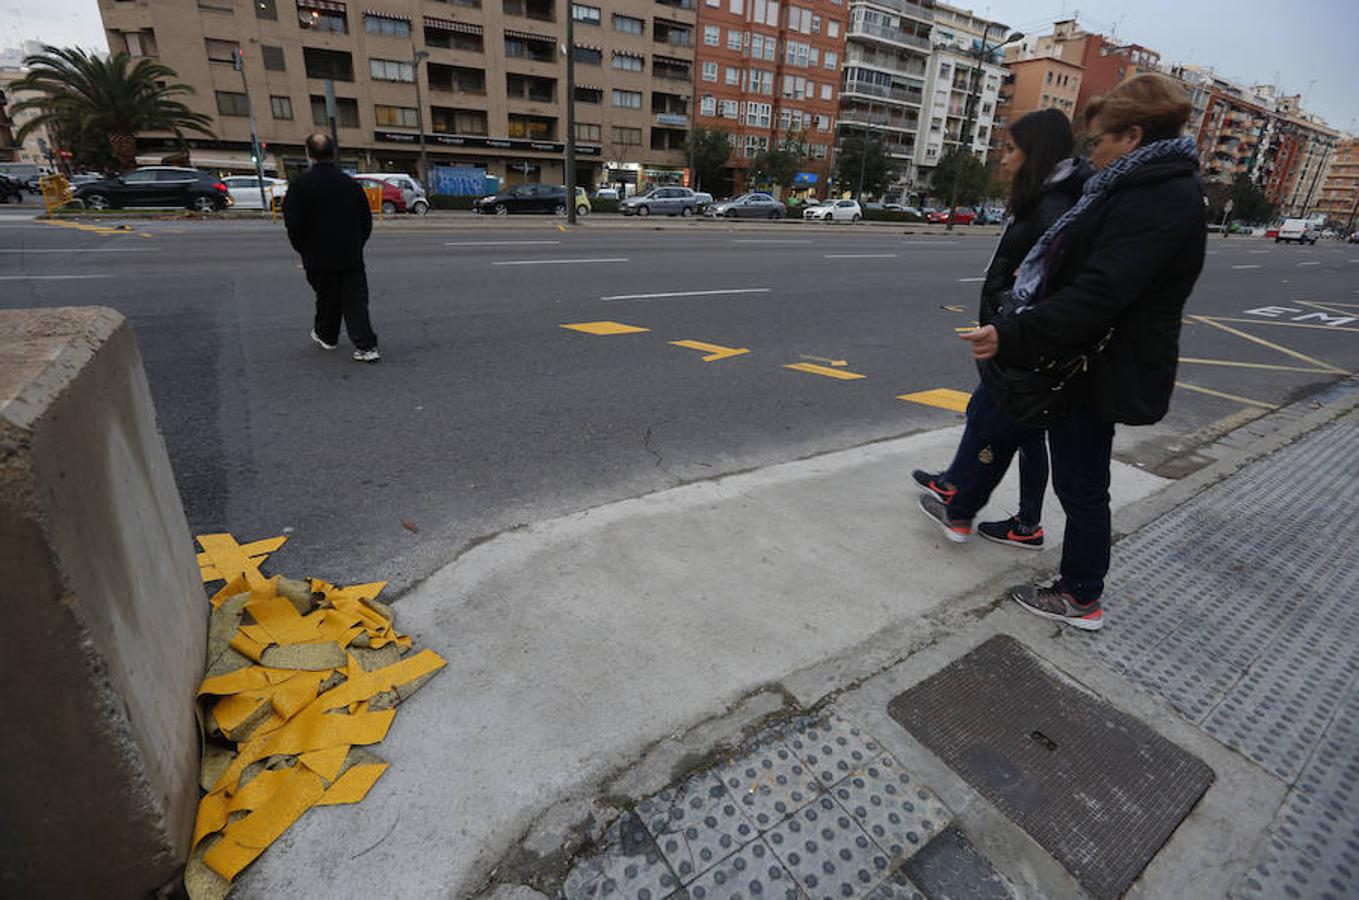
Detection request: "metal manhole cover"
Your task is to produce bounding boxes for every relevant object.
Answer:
[887,636,1215,899]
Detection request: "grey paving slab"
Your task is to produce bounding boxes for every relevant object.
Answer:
[639,774,758,884]
[764,795,888,900]
[859,870,926,900]
[826,756,948,860]
[782,714,884,788]
[711,733,825,834]
[684,838,801,900]
[562,812,681,900]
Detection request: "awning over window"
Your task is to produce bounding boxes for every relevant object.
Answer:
[504,28,556,44]
[364,8,410,20]
[574,83,601,91]
[298,0,345,12]
[652,54,690,66]
[424,15,482,34]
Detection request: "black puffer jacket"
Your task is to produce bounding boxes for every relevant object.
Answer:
[979,158,1090,325]
[283,162,373,272]
[992,156,1206,425]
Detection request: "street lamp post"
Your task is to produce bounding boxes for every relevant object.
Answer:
[945,28,1023,231]
[565,4,577,225]
[410,47,431,188]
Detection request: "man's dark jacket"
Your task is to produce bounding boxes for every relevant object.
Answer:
[992,157,1206,425]
[979,159,1090,325]
[283,162,373,272]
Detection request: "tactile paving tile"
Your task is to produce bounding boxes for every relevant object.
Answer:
[827,756,948,859]
[782,715,883,787]
[710,733,824,834]
[638,774,757,884]
[889,635,1214,900]
[899,827,1017,900]
[562,812,681,900]
[764,795,889,900]
[684,838,800,900]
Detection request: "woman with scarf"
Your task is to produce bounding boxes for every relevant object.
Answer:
[913,109,1091,551]
[953,73,1206,631]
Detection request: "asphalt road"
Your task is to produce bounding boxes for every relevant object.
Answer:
[4,211,1357,592]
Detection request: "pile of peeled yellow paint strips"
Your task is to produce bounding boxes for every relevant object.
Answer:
[186,533,446,899]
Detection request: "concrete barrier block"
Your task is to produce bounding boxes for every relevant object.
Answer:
[0,307,206,896]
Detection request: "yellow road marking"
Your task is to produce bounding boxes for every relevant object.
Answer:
[897,388,971,412]
[560,321,650,335]
[799,354,847,366]
[1178,357,1334,374]
[941,304,965,313]
[1174,381,1277,409]
[41,219,128,236]
[670,339,749,362]
[1198,316,1359,334]
[784,362,865,380]
[1190,315,1350,374]
[1297,300,1359,316]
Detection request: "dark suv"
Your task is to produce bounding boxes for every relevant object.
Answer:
[474,183,571,215]
[74,166,233,211]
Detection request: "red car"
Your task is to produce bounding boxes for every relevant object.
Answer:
[925,207,978,225]
[1264,226,1280,239]
[354,176,406,215]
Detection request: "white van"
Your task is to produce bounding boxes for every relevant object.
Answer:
[1276,218,1319,245]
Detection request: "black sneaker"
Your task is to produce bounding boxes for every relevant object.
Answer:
[917,494,972,543]
[1010,583,1103,631]
[911,469,957,505]
[978,516,1045,550]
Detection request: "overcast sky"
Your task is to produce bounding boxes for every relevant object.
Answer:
[3,0,1355,132]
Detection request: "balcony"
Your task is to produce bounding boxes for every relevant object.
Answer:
[860,0,934,25]
[839,108,920,133]
[428,62,487,95]
[847,21,931,52]
[841,79,922,107]
[653,19,692,48]
[653,55,691,81]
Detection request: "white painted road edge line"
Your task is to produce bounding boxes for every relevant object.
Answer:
[1297,261,1321,266]
[957,277,985,282]
[899,240,961,246]
[446,240,561,246]
[602,287,771,301]
[1232,265,1262,270]
[492,257,629,266]
[0,274,112,280]
[0,248,155,253]
[731,239,812,244]
[824,253,897,259]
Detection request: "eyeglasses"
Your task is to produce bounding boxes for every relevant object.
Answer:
[1082,131,1109,154]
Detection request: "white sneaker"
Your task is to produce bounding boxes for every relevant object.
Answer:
[353,348,381,363]
[310,330,338,350]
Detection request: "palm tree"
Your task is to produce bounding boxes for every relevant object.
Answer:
[9,45,214,172]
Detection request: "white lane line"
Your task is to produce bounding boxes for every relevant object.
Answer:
[492,257,628,266]
[1232,265,1262,270]
[1249,249,1271,254]
[731,239,812,244]
[1297,261,1321,266]
[0,248,154,253]
[957,276,986,282]
[900,240,961,246]
[446,240,560,246]
[825,253,897,259]
[0,274,112,280]
[602,287,770,301]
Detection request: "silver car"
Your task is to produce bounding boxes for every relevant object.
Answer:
[356,172,429,215]
[704,193,786,219]
[620,186,697,217]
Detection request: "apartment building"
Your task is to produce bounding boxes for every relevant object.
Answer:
[835,0,933,194]
[1315,136,1359,227]
[915,2,1005,187]
[692,0,847,193]
[95,0,696,190]
[1,66,59,166]
[1015,19,1158,121]
[992,55,1082,144]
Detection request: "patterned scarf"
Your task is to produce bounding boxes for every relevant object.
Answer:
[1011,135,1199,310]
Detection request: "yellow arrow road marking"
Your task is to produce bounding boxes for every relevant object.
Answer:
[1174,381,1277,409]
[670,340,749,362]
[941,304,965,313]
[799,354,848,366]
[561,321,650,335]
[898,388,971,412]
[1190,315,1350,374]
[785,362,865,380]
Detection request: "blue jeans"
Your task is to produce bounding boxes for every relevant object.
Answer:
[943,383,1049,529]
[947,389,1113,603]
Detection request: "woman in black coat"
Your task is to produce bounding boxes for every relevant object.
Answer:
[959,73,1207,631]
[913,109,1090,550]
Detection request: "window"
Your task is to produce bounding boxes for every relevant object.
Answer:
[261,45,285,70]
[575,122,601,141]
[270,95,293,119]
[507,73,556,101]
[215,91,249,116]
[432,106,487,133]
[574,85,602,103]
[764,0,778,26]
[571,3,599,24]
[1046,70,1053,84]
[612,89,642,108]
[365,14,410,37]
[508,114,555,139]
[612,52,643,72]
[611,126,642,145]
[303,47,353,81]
[298,4,347,33]
[370,58,414,81]
[824,51,836,70]
[811,14,820,32]
[702,61,717,82]
[828,20,838,37]
[613,14,643,34]
[704,25,719,45]
[820,83,831,100]
[255,0,277,19]
[572,45,602,64]
[206,39,239,64]
[700,95,715,115]
[375,104,419,127]
[809,47,817,66]
[816,114,829,131]
[706,0,719,6]
[720,99,738,119]
[727,30,741,50]
[310,94,360,127]
[728,0,741,11]
[725,66,738,85]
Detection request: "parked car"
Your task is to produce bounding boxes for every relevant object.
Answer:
[74,166,232,211]
[357,172,429,215]
[1276,218,1319,245]
[222,175,288,210]
[1349,230,1359,244]
[704,193,786,219]
[803,199,862,223]
[68,173,103,188]
[620,186,698,217]
[925,207,978,225]
[0,174,24,204]
[593,187,620,201]
[693,191,714,206]
[473,183,575,215]
[354,176,406,215]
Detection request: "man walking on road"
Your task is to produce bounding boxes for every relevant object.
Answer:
[284,132,380,362]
